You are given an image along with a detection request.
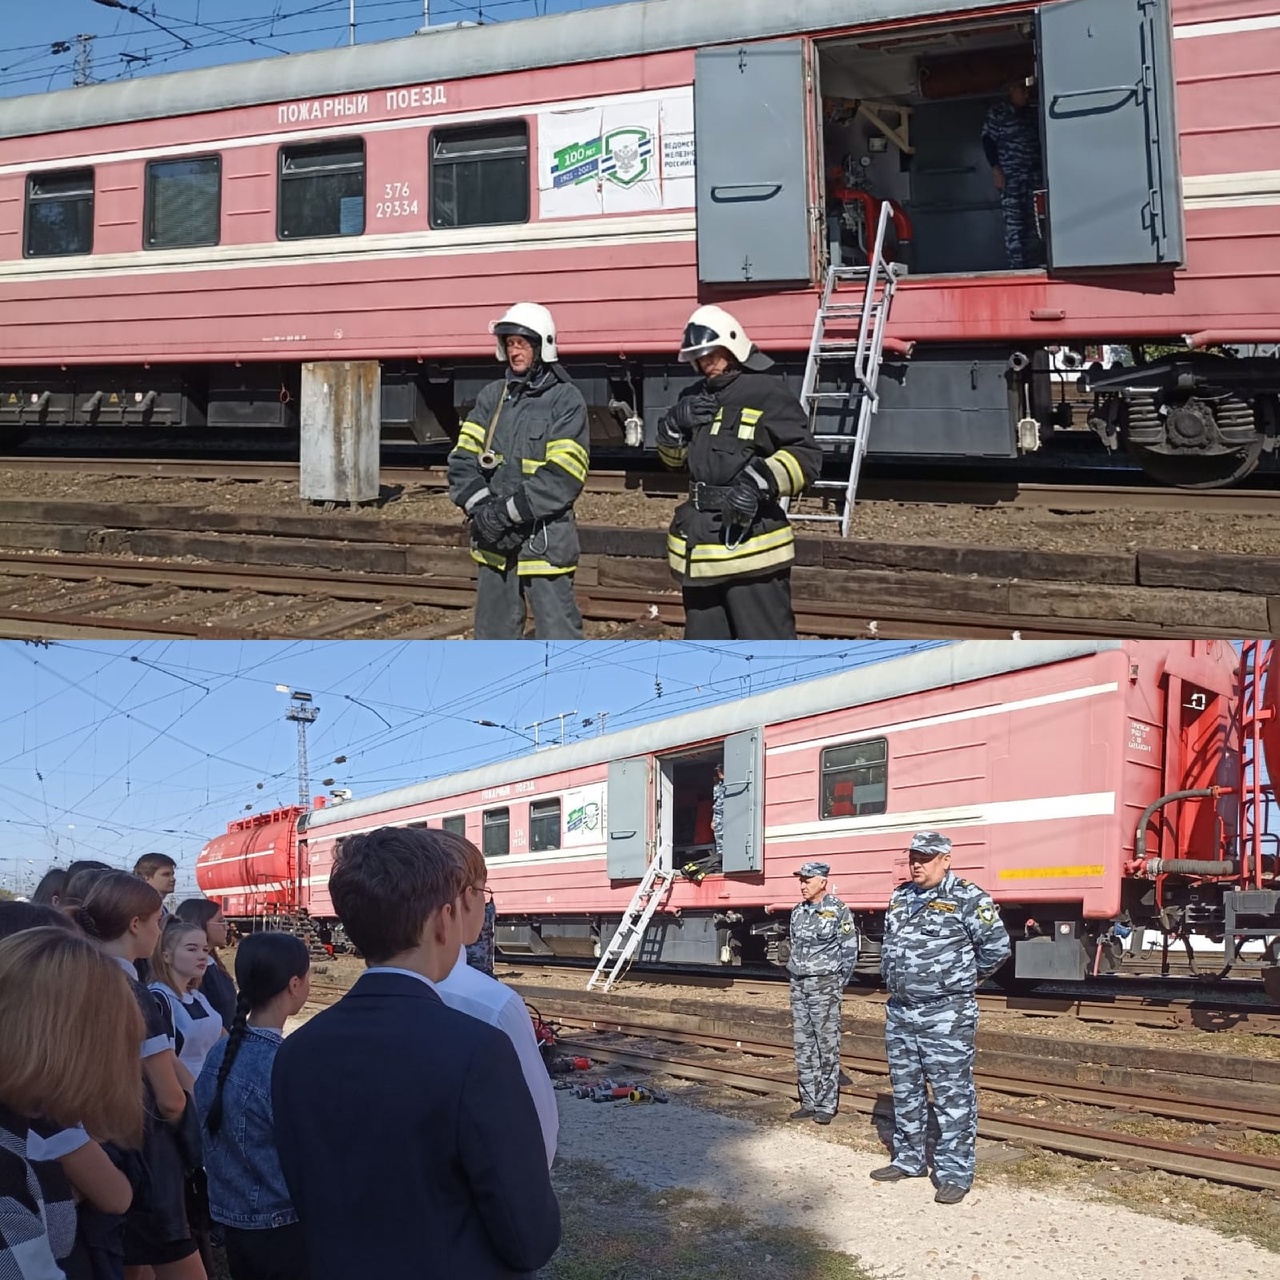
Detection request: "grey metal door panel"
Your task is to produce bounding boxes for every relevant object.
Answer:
[721,728,763,874]
[1037,0,1184,269]
[606,757,649,880]
[695,42,812,283]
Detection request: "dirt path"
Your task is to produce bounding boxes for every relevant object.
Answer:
[555,1094,1274,1279]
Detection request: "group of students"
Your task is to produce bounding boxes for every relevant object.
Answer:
[1,827,563,1280]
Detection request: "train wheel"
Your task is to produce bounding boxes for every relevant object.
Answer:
[1131,437,1264,489]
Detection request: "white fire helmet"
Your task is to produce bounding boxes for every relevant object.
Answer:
[490,301,558,364]
[678,305,753,365]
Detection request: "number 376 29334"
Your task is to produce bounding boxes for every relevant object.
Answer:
[376,183,419,219]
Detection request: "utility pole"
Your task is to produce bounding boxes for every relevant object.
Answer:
[282,690,320,806]
[349,0,356,45]
[524,710,579,749]
[72,33,95,86]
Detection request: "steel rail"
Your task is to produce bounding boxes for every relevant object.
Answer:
[542,1009,1280,1132]
[2,455,1279,512]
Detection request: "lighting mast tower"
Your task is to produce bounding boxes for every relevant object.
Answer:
[283,690,320,807]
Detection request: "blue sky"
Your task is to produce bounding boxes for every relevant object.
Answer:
[0,639,944,897]
[2,0,613,98]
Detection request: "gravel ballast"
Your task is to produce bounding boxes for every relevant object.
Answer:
[555,1094,1275,1278]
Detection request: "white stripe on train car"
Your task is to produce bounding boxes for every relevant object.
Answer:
[1175,14,1280,38]
[0,213,697,285]
[1182,170,1280,211]
[209,844,609,896]
[766,791,1117,845]
[767,682,1119,757]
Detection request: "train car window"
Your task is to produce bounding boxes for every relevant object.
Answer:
[820,739,888,819]
[529,798,561,853]
[145,156,221,249]
[25,169,94,257]
[430,123,528,229]
[278,139,365,239]
[482,807,510,857]
[442,815,466,837]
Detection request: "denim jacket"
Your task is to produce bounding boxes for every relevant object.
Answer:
[194,1028,298,1229]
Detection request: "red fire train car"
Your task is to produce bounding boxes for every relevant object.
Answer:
[196,639,1280,983]
[1,0,1278,487]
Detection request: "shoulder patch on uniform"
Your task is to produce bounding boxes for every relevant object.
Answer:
[977,903,999,925]
[841,919,855,935]
[927,900,958,913]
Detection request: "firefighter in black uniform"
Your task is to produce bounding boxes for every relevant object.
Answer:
[448,302,590,639]
[657,306,821,639]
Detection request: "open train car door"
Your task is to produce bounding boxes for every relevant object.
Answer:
[606,756,651,881]
[1037,0,1184,270]
[721,728,764,874]
[694,40,818,284]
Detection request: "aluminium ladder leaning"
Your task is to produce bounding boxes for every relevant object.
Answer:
[586,856,675,993]
[787,200,905,537]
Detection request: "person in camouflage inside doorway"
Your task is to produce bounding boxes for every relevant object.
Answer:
[871,831,1010,1204]
[465,891,496,975]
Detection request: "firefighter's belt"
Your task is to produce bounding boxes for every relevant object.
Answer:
[689,482,736,512]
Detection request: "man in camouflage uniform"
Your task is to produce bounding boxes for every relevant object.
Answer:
[787,860,859,1125]
[981,80,1044,269]
[872,832,1010,1203]
[465,893,496,974]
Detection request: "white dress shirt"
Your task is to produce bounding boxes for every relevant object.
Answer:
[435,946,558,1166]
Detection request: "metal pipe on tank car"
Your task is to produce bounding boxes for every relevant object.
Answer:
[1186,332,1280,350]
[1131,787,1223,864]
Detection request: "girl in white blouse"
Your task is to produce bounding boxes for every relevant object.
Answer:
[150,920,227,1081]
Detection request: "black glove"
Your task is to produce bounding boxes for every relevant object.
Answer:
[657,391,717,447]
[722,465,773,526]
[470,498,523,553]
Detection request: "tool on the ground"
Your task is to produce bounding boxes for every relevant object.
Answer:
[627,1086,669,1104]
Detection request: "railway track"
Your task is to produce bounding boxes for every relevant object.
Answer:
[302,979,1280,1192]
[4,453,1280,514]
[0,494,1275,638]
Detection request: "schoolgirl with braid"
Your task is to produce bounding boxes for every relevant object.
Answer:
[193,933,311,1280]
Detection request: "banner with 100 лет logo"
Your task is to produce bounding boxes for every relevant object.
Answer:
[538,88,695,219]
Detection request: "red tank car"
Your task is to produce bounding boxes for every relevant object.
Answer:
[195,805,309,923]
[1,0,1278,487]
[197,640,1279,986]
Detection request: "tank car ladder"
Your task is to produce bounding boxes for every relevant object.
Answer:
[786,200,904,537]
[587,857,674,994]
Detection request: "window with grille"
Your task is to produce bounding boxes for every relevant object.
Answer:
[529,798,561,852]
[430,123,528,229]
[146,156,220,249]
[442,815,467,837]
[25,169,94,257]
[820,739,888,819]
[278,139,365,239]
[482,808,509,857]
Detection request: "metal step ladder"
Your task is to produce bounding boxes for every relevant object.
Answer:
[787,200,905,537]
[586,857,674,993]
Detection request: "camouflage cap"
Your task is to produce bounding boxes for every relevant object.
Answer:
[795,861,830,879]
[908,831,952,858]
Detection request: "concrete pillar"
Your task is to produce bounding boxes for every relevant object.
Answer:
[300,361,380,503]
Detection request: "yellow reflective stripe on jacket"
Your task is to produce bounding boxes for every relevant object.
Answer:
[708,408,724,436]
[666,526,796,579]
[516,559,576,577]
[470,546,513,570]
[658,444,688,470]
[765,448,806,497]
[738,407,763,441]
[459,420,486,443]
[452,436,484,458]
[544,438,589,483]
